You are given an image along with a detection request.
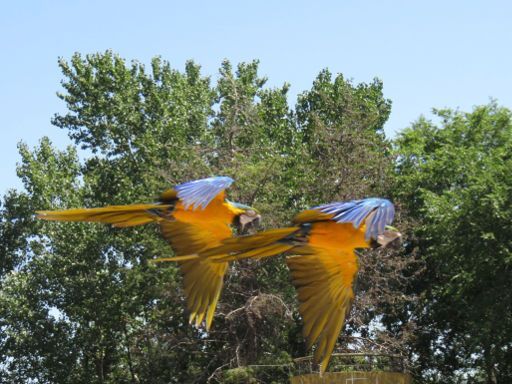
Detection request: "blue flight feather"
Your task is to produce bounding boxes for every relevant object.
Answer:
[315,198,395,241]
[175,176,234,210]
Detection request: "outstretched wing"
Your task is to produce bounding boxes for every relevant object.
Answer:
[159,219,232,331]
[174,176,234,210]
[156,176,237,330]
[36,176,235,227]
[315,198,395,240]
[288,245,358,374]
[36,203,173,227]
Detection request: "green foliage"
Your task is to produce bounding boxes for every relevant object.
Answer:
[220,367,257,384]
[394,103,512,383]
[295,69,392,202]
[0,51,404,383]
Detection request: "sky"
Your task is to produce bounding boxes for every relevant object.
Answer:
[1,0,511,194]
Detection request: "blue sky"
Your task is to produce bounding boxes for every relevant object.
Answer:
[1,0,511,194]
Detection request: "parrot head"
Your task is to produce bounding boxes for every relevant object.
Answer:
[370,225,402,249]
[229,201,262,234]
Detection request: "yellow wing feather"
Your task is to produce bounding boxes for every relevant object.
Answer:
[157,199,237,330]
[293,209,334,224]
[178,258,227,329]
[36,204,172,227]
[287,247,358,374]
[285,221,365,373]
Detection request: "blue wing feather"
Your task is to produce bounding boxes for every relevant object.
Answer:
[175,176,234,210]
[315,198,395,241]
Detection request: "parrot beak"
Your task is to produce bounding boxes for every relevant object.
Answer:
[376,226,402,248]
[369,226,402,249]
[238,212,261,234]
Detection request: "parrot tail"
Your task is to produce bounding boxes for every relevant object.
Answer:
[36,203,173,228]
[215,242,295,262]
[202,227,299,262]
[149,255,200,263]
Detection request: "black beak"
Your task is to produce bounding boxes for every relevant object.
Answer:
[376,230,402,248]
[239,214,261,234]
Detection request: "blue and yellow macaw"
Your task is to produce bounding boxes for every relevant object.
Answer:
[37,176,261,330]
[200,198,401,373]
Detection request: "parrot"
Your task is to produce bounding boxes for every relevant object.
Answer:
[196,198,401,373]
[36,176,261,331]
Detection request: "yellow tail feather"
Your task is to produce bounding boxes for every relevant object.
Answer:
[150,255,200,263]
[213,243,294,262]
[201,227,298,258]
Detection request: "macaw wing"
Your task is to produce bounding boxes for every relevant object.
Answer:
[293,209,335,224]
[173,176,234,210]
[36,204,173,228]
[287,246,358,374]
[315,198,395,240]
[159,219,232,330]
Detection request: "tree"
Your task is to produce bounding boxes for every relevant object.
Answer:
[0,51,411,383]
[394,103,512,383]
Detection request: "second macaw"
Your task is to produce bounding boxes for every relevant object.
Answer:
[199,198,401,373]
[37,176,261,330]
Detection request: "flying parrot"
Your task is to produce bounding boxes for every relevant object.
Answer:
[36,176,261,331]
[198,198,401,373]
